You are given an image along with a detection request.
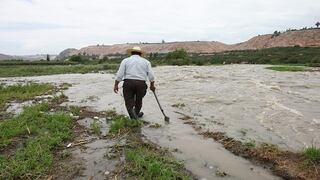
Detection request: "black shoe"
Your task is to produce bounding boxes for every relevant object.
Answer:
[138,112,144,118]
[129,109,138,120]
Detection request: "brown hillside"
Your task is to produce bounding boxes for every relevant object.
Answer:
[230,29,320,50]
[60,29,320,58]
[73,41,228,56]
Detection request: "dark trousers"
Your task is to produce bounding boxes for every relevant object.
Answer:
[123,79,147,119]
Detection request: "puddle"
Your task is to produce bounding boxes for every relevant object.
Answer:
[5,95,55,116]
[78,117,109,137]
[70,117,118,180]
[72,138,117,180]
[2,65,320,178]
[6,100,33,116]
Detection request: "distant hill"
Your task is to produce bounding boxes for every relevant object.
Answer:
[0,54,14,60]
[0,54,57,61]
[56,48,78,60]
[58,29,320,59]
[3,29,320,60]
[74,41,228,56]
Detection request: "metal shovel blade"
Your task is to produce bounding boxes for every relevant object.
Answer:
[153,91,170,123]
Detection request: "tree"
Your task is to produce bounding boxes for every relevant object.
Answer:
[162,39,165,43]
[46,54,50,61]
[271,31,281,38]
[166,49,188,60]
[316,22,320,28]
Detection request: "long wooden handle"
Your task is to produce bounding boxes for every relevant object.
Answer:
[153,91,165,115]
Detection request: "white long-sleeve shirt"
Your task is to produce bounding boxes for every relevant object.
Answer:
[115,55,155,82]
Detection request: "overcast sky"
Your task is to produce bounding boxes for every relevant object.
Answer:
[1,0,319,55]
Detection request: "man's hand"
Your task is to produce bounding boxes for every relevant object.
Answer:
[150,85,156,92]
[150,81,156,92]
[114,80,120,93]
[114,85,119,93]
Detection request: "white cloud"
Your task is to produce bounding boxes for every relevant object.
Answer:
[0,0,319,55]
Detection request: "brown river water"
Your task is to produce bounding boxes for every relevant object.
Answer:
[2,64,319,179]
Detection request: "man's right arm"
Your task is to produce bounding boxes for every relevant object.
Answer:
[147,62,156,91]
[114,60,126,93]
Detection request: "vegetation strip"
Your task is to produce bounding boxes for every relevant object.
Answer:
[0,64,118,77]
[1,46,320,77]
[148,47,320,66]
[176,112,320,180]
[266,66,309,72]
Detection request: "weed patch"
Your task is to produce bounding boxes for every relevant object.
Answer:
[0,103,73,179]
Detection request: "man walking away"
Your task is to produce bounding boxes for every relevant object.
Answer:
[114,46,156,119]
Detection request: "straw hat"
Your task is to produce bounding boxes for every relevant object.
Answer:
[126,46,144,54]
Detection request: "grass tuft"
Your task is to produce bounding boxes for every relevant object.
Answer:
[90,120,101,136]
[51,93,68,105]
[125,146,189,179]
[304,146,320,162]
[69,106,81,116]
[109,115,142,134]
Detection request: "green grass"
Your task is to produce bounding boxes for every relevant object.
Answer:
[0,103,73,179]
[0,64,118,77]
[125,146,189,179]
[0,60,75,66]
[107,110,142,134]
[90,120,101,136]
[266,66,308,72]
[304,146,320,162]
[0,83,53,112]
[109,114,143,134]
[69,106,81,116]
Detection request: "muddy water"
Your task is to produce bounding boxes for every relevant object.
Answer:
[2,65,319,179]
[66,117,119,180]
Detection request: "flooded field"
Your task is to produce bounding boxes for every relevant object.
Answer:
[1,64,319,179]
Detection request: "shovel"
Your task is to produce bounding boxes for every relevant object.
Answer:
[152,90,170,122]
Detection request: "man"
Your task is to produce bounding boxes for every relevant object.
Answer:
[114,46,156,119]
